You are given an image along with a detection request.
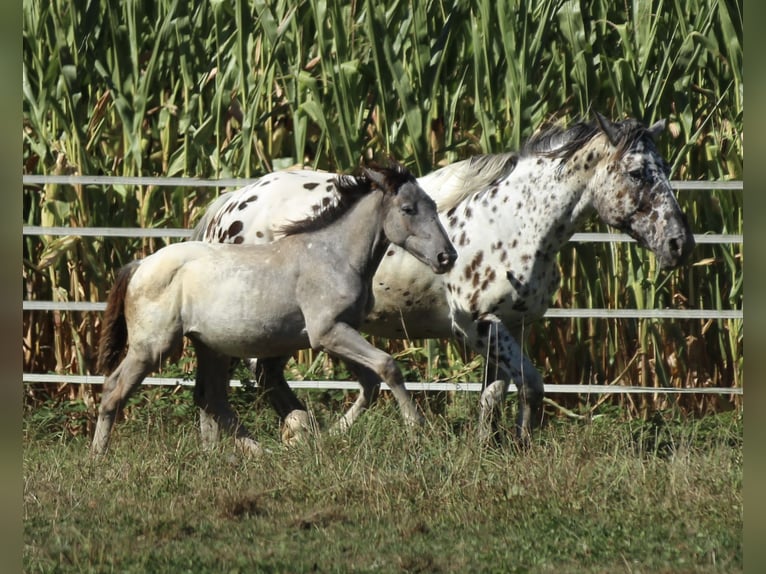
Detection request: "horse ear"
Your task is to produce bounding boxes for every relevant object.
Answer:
[594,111,619,145]
[362,167,389,191]
[647,118,667,140]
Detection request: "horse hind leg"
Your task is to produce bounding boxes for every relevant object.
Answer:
[91,348,158,455]
[330,361,382,434]
[251,357,318,445]
[193,343,263,455]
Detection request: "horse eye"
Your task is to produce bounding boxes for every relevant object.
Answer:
[628,168,644,182]
[401,204,416,215]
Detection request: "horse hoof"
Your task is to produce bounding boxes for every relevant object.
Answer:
[235,437,265,456]
[407,412,426,427]
[90,445,108,457]
[329,416,353,436]
[281,410,317,445]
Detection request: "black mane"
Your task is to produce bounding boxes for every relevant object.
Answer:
[523,117,654,161]
[279,163,415,237]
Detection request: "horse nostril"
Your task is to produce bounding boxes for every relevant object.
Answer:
[668,235,693,263]
[439,251,457,268]
[668,237,681,256]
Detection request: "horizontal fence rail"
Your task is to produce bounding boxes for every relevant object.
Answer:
[20,174,745,190]
[21,225,741,245]
[21,373,743,395]
[20,299,743,320]
[21,176,743,247]
[23,176,743,396]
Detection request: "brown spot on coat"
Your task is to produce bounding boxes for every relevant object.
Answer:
[228,220,243,237]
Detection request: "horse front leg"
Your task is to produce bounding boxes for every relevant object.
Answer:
[194,343,263,455]
[317,323,425,429]
[248,357,319,445]
[460,313,544,447]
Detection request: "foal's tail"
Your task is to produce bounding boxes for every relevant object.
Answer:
[97,261,141,375]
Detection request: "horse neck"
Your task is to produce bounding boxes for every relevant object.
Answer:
[323,189,389,280]
[508,144,607,251]
[420,153,517,212]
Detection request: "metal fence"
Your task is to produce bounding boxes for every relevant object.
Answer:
[22,176,743,397]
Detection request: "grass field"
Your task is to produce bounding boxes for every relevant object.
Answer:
[23,389,742,573]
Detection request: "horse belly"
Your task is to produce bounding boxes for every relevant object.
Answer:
[180,263,310,358]
[362,307,453,339]
[187,308,310,359]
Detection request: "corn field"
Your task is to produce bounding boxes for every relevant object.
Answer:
[22,0,743,418]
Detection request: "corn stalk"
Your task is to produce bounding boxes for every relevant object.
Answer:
[23,0,743,416]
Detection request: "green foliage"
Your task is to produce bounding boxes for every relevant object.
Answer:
[23,0,743,412]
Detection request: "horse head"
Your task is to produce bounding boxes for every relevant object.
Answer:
[589,112,695,269]
[364,164,457,274]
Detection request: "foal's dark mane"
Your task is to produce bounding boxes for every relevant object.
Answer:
[279,163,416,236]
[523,117,653,162]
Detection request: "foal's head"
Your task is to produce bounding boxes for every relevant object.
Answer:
[359,163,458,274]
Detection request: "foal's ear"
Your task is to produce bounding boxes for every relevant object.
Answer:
[362,167,390,192]
[647,118,667,140]
[594,111,619,145]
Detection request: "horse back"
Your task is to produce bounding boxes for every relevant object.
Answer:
[195,171,341,245]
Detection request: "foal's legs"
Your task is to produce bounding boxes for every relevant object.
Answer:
[459,313,544,446]
[193,343,262,455]
[246,355,376,438]
[92,348,158,455]
[317,322,424,428]
[250,357,303,416]
[331,362,381,433]
[252,357,318,444]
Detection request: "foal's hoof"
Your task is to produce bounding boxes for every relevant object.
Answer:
[281,410,318,446]
[406,412,426,427]
[235,437,266,456]
[90,445,108,457]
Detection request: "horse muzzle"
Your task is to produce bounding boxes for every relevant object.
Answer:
[433,248,458,274]
[660,230,696,269]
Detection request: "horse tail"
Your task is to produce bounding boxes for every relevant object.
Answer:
[97,261,141,374]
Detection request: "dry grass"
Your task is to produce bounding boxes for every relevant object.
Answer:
[24,391,742,573]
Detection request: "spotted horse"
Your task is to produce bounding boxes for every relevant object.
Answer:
[193,112,695,446]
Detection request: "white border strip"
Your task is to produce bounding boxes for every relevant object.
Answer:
[21,373,742,395]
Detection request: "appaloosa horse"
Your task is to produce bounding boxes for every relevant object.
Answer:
[193,113,694,445]
[92,164,456,454]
